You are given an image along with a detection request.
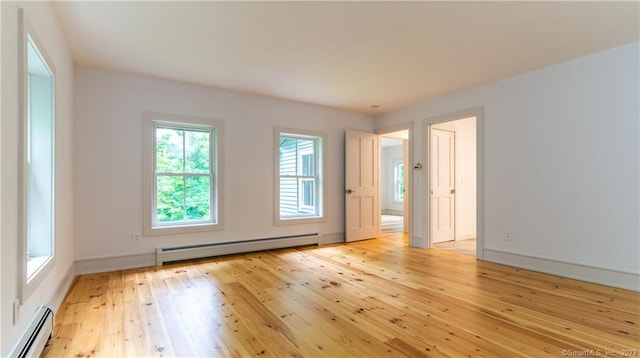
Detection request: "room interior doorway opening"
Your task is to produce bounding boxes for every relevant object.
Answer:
[428,116,477,257]
[379,130,409,240]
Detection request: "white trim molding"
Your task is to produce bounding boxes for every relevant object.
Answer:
[483,248,640,292]
[75,253,157,275]
[143,111,225,236]
[319,232,344,245]
[48,265,75,312]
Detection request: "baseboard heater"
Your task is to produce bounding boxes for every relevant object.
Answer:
[11,306,54,358]
[156,233,319,265]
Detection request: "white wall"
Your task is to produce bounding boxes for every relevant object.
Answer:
[381,144,404,214]
[1,1,75,355]
[376,42,640,289]
[74,66,373,264]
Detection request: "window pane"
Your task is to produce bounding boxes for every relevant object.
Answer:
[185,130,210,173]
[399,163,404,201]
[279,137,297,175]
[276,131,323,222]
[156,128,184,173]
[157,175,184,222]
[279,177,298,217]
[394,161,404,202]
[301,153,314,176]
[297,139,315,175]
[301,179,315,206]
[185,176,210,221]
[26,37,55,280]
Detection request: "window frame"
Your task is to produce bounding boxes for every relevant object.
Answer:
[143,112,224,236]
[274,127,326,225]
[18,9,57,302]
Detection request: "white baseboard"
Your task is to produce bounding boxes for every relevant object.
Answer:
[411,236,427,248]
[483,249,640,292]
[48,264,76,312]
[76,234,333,274]
[456,234,475,241]
[320,233,344,244]
[75,252,156,275]
[157,234,319,265]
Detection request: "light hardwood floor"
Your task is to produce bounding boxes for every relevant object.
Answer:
[44,234,639,357]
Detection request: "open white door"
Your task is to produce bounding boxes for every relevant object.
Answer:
[430,127,455,244]
[345,131,379,242]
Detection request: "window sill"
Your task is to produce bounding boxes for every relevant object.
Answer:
[144,222,223,236]
[27,256,52,280]
[275,216,325,226]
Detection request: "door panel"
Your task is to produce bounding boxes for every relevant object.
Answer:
[431,128,455,244]
[346,131,379,242]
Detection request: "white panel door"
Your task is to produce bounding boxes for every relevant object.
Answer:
[431,128,455,244]
[345,131,379,242]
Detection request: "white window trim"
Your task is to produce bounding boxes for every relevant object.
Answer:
[143,112,224,236]
[18,8,57,302]
[274,127,326,226]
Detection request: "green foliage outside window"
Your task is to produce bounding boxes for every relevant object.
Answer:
[155,127,212,223]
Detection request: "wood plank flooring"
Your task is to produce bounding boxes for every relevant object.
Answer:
[44,234,639,357]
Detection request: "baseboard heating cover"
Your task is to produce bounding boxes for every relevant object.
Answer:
[156,233,319,265]
[11,306,54,358]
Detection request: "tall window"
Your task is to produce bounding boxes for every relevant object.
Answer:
[394,160,404,203]
[144,113,223,235]
[276,129,325,224]
[20,9,56,299]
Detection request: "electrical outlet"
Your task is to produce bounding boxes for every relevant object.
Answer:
[132,233,141,243]
[505,230,512,241]
[13,298,20,324]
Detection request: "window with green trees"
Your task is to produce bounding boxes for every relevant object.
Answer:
[144,113,223,235]
[155,126,213,224]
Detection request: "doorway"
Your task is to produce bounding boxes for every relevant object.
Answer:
[344,126,412,244]
[379,130,409,237]
[428,116,477,256]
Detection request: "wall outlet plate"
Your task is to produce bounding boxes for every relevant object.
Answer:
[505,230,512,241]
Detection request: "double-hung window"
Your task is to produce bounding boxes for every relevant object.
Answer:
[144,113,224,235]
[275,128,325,224]
[19,9,56,299]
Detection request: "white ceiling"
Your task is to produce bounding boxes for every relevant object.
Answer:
[52,1,639,115]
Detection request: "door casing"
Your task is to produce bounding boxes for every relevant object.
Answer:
[423,107,484,259]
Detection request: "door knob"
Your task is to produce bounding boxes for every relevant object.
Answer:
[345,189,355,194]
[451,189,455,194]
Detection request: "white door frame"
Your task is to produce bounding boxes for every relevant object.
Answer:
[377,122,414,246]
[423,107,484,259]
